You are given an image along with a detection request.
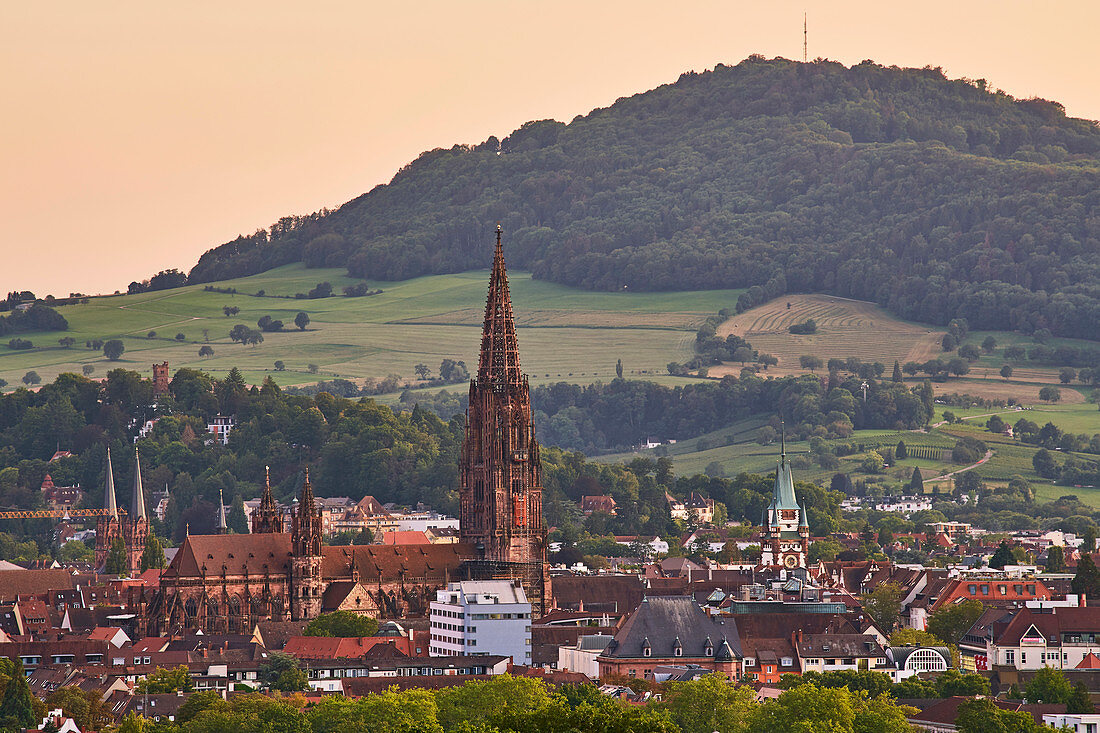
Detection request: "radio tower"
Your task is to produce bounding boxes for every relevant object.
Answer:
[803,12,808,62]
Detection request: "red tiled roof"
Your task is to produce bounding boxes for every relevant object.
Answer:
[1077,652,1100,669]
[380,531,430,545]
[283,635,413,659]
[320,543,474,582]
[163,534,293,579]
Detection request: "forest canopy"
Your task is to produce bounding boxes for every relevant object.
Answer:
[185,57,1100,339]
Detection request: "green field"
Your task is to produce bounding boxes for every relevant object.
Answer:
[0,265,744,390]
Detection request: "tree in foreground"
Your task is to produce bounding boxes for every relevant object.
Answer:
[860,582,902,633]
[661,673,757,733]
[1072,553,1100,599]
[136,665,193,694]
[956,697,1040,733]
[927,598,984,646]
[304,610,380,638]
[989,539,1015,569]
[1025,666,1072,704]
[259,651,309,692]
[0,658,37,730]
[104,537,128,575]
[1046,545,1066,572]
[748,683,913,733]
[228,495,249,534]
[140,534,166,571]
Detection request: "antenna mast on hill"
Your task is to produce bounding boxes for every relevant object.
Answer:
[803,12,808,62]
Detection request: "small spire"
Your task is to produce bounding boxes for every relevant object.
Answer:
[779,421,786,463]
[103,447,118,519]
[265,465,271,488]
[216,488,228,533]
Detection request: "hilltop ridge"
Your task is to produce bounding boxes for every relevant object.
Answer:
[185,57,1100,338]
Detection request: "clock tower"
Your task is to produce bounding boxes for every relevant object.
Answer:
[759,432,810,569]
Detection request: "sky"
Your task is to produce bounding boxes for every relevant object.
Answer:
[2,1,1098,296]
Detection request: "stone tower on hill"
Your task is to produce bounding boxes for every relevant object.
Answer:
[459,225,548,613]
[152,362,170,397]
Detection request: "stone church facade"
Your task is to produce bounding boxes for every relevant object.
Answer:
[135,226,547,633]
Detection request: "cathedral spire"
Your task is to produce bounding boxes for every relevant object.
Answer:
[104,447,118,519]
[131,447,147,521]
[477,224,522,388]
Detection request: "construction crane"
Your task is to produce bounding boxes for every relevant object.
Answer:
[0,508,126,520]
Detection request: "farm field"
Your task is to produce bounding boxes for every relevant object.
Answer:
[0,265,743,391]
[712,294,1096,406]
[716,294,945,370]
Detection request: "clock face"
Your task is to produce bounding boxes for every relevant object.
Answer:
[783,554,798,568]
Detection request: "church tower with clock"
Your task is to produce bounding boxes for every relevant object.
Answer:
[760,433,810,569]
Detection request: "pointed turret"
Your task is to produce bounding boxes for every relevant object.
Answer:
[476,224,522,388]
[104,448,118,519]
[772,424,799,511]
[216,488,228,534]
[131,447,147,521]
[253,465,284,534]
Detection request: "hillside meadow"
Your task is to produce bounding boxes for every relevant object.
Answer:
[0,264,743,390]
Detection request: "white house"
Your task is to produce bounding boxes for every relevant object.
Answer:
[429,581,532,664]
[206,415,234,445]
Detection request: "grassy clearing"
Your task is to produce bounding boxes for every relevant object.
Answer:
[0,265,743,391]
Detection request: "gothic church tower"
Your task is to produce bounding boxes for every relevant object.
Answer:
[124,447,149,573]
[252,466,284,533]
[95,448,125,571]
[290,468,324,620]
[459,226,547,611]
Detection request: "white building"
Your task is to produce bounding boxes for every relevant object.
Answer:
[391,510,460,533]
[1042,713,1100,732]
[558,634,615,678]
[429,581,532,664]
[206,415,234,445]
[873,496,933,515]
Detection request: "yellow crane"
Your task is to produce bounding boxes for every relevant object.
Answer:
[0,508,126,520]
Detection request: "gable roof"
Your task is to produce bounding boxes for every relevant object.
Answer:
[162,533,294,578]
[0,569,77,603]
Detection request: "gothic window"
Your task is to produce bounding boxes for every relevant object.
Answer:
[251,597,266,616]
[228,596,241,616]
[185,598,197,622]
[207,601,219,618]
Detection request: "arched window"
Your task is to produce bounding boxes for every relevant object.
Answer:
[906,649,947,673]
[185,598,198,622]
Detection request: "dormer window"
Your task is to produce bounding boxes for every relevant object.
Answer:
[705,644,714,656]
[673,637,683,657]
[642,637,652,658]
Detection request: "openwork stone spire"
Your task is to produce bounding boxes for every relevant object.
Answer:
[477,224,522,389]
[460,225,548,614]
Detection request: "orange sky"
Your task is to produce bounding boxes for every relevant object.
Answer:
[2,1,1097,296]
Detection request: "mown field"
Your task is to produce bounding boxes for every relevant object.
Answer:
[0,265,744,390]
[712,294,1095,405]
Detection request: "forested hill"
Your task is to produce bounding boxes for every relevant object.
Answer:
[188,57,1100,339]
